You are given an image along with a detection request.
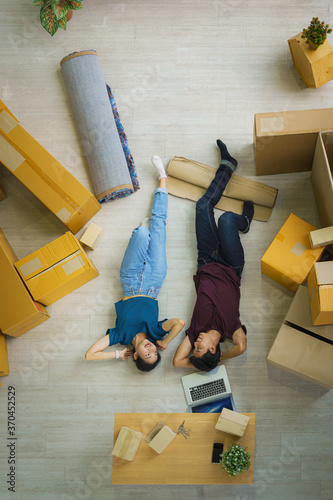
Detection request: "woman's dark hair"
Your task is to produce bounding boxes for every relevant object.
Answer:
[133,352,161,372]
[189,344,221,372]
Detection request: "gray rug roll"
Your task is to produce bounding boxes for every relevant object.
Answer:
[60,50,139,203]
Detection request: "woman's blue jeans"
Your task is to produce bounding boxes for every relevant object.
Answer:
[196,164,247,275]
[120,188,168,298]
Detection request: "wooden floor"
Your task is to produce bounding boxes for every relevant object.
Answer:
[0,1,333,499]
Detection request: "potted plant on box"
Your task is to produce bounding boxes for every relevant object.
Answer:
[220,443,251,477]
[33,0,84,36]
[301,17,332,50]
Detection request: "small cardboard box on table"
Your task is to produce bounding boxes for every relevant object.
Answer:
[215,408,250,437]
[0,228,50,337]
[0,100,101,234]
[0,332,9,377]
[261,214,325,292]
[112,427,143,461]
[288,33,333,89]
[311,130,333,228]
[15,232,99,306]
[308,261,333,326]
[254,108,333,175]
[145,422,176,454]
[267,285,333,389]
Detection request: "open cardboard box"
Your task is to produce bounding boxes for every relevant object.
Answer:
[267,285,333,389]
[254,108,333,175]
[308,261,333,326]
[311,130,333,228]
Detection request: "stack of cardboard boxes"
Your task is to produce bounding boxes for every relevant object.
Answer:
[255,108,333,389]
[0,101,102,381]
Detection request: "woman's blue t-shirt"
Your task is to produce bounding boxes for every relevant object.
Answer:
[107,297,168,346]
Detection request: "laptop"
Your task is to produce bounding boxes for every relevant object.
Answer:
[181,365,236,413]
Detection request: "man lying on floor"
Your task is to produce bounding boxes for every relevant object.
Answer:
[173,140,253,372]
[85,157,185,372]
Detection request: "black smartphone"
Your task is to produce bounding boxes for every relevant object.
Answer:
[212,442,224,463]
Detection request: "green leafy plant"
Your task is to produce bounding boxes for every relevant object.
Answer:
[301,17,332,50]
[33,0,84,37]
[220,443,251,477]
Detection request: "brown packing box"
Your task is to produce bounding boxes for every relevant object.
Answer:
[288,33,333,89]
[79,222,104,250]
[309,227,333,249]
[112,427,143,461]
[0,332,9,377]
[254,108,333,175]
[267,285,333,389]
[166,156,278,222]
[0,100,101,234]
[261,213,325,292]
[308,261,333,326]
[0,228,50,337]
[15,232,99,306]
[215,408,250,437]
[145,422,176,454]
[311,130,333,228]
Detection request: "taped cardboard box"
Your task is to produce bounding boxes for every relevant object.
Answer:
[267,285,333,389]
[0,228,50,337]
[0,332,9,377]
[0,182,6,201]
[80,222,104,250]
[0,100,101,234]
[254,108,333,175]
[309,226,333,248]
[311,130,333,228]
[166,156,278,222]
[112,426,143,461]
[15,232,99,306]
[308,261,333,326]
[261,214,325,292]
[215,408,250,437]
[145,422,176,454]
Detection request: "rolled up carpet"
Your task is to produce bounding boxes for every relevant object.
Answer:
[60,50,139,203]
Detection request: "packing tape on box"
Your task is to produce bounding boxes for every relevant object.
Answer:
[60,50,139,203]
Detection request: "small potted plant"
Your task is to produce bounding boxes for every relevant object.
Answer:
[33,0,84,36]
[301,17,332,50]
[220,443,251,477]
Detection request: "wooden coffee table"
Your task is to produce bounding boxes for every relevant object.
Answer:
[112,412,255,485]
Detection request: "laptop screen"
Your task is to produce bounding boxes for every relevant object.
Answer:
[191,395,235,413]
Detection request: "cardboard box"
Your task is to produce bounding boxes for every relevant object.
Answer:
[112,427,143,461]
[261,214,325,292]
[267,285,333,389]
[311,131,333,228]
[0,332,9,377]
[145,422,176,454]
[15,232,99,306]
[254,108,333,175]
[308,261,333,325]
[309,226,333,249]
[288,33,333,89]
[0,101,101,234]
[0,228,50,337]
[79,223,104,250]
[215,408,250,437]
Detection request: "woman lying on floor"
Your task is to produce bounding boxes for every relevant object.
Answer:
[85,156,185,372]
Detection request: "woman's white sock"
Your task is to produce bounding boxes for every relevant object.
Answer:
[151,155,167,179]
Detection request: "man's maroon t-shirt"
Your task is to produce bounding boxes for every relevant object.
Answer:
[186,262,246,347]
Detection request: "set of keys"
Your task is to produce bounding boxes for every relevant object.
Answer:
[177,420,191,439]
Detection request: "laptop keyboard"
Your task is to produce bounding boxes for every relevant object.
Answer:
[189,379,227,402]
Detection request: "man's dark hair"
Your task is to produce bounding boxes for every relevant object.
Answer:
[133,352,161,372]
[189,344,221,372]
